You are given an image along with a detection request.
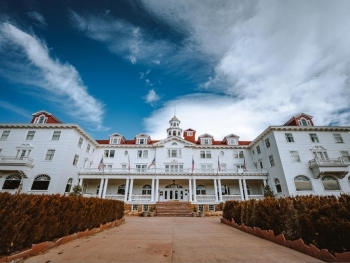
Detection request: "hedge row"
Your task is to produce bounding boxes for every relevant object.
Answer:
[0,193,124,256]
[222,194,350,253]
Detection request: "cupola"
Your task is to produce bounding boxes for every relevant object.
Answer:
[166,115,183,138]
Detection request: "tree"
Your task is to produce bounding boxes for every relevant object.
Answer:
[264,184,275,198]
[69,185,83,197]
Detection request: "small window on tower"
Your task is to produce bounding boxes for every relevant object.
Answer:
[187,131,193,136]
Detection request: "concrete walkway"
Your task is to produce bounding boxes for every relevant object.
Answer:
[24,217,322,263]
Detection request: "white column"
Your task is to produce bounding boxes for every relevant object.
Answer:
[151,178,155,201]
[214,179,218,202]
[128,178,134,201]
[239,179,244,201]
[98,178,104,198]
[243,179,248,200]
[155,178,159,202]
[124,178,130,202]
[188,178,192,202]
[218,179,223,202]
[102,178,108,199]
[79,178,83,186]
[193,178,197,202]
[263,179,267,186]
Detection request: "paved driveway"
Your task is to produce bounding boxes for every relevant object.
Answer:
[25,217,321,263]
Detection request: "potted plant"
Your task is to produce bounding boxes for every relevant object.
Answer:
[199,206,205,217]
[149,204,156,217]
[192,205,197,217]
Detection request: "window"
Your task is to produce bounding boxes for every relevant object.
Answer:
[274,178,282,193]
[122,164,127,171]
[102,164,113,170]
[198,204,204,212]
[322,175,340,191]
[333,134,344,143]
[31,174,50,190]
[260,161,263,169]
[252,149,255,155]
[117,184,126,195]
[228,139,238,145]
[208,204,215,212]
[65,178,73,193]
[73,155,79,166]
[110,138,120,144]
[294,175,312,191]
[196,185,206,195]
[2,174,21,190]
[220,164,226,172]
[0,131,10,141]
[285,133,294,142]
[16,149,31,159]
[137,150,148,158]
[78,138,83,148]
[312,150,329,161]
[137,138,147,144]
[165,165,183,173]
[201,138,212,145]
[201,164,213,172]
[187,131,193,136]
[341,151,350,163]
[52,131,61,140]
[132,204,138,211]
[290,151,301,162]
[35,115,47,123]
[45,149,55,161]
[269,155,275,166]
[26,131,35,140]
[136,164,147,172]
[200,151,211,158]
[256,145,261,154]
[309,134,319,143]
[86,144,91,153]
[298,118,310,126]
[167,149,182,158]
[221,185,230,195]
[104,150,115,158]
[142,205,149,212]
[233,151,244,158]
[142,185,151,195]
[236,165,244,172]
[265,138,270,148]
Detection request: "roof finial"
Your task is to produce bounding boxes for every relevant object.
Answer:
[174,106,176,117]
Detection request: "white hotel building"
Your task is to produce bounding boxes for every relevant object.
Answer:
[0,111,349,212]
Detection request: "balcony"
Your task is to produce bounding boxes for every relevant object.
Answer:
[0,156,34,167]
[309,158,349,179]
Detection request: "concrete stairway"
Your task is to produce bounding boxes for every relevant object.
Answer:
[156,202,193,217]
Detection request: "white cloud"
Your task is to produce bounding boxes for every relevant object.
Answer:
[141,0,350,139]
[27,11,47,27]
[144,89,160,106]
[0,23,107,130]
[0,100,31,118]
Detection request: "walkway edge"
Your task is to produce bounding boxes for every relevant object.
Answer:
[0,218,126,263]
[220,217,350,262]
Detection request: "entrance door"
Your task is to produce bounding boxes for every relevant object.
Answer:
[161,189,187,201]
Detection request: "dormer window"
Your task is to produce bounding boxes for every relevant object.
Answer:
[137,138,147,144]
[201,138,212,145]
[35,115,47,124]
[298,118,310,126]
[228,139,238,145]
[110,138,120,144]
[187,131,193,136]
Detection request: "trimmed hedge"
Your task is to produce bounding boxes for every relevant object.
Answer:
[223,195,350,254]
[0,193,124,256]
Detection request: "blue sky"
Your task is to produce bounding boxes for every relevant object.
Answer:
[1,0,350,141]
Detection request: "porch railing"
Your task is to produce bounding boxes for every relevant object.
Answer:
[248,195,264,200]
[196,195,216,201]
[130,195,152,201]
[222,195,242,201]
[105,195,125,201]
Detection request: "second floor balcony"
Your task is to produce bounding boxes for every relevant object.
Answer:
[0,156,34,167]
[309,158,349,179]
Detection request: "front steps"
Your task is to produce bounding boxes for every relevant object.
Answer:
[156,201,193,217]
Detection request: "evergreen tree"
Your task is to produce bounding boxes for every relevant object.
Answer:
[264,184,275,198]
[69,185,83,196]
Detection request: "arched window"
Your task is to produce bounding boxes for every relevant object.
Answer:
[173,131,176,136]
[172,142,177,145]
[196,185,206,195]
[142,184,152,195]
[322,175,340,191]
[65,178,73,193]
[221,184,230,195]
[294,175,312,191]
[31,174,51,190]
[168,131,171,135]
[118,184,126,195]
[2,174,22,189]
[274,178,282,193]
[299,118,310,126]
[178,131,180,136]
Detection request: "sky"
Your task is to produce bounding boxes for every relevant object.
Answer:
[0,0,350,141]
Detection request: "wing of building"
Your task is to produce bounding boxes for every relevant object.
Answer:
[0,111,349,213]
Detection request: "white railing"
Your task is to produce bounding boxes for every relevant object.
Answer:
[79,167,268,175]
[248,195,264,200]
[105,195,125,201]
[27,190,49,195]
[222,195,242,201]
[130,195,152,201]
[309,158,345,166]
[196,195,216,201]
[0,156,34,166]
[83,193,99,198]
